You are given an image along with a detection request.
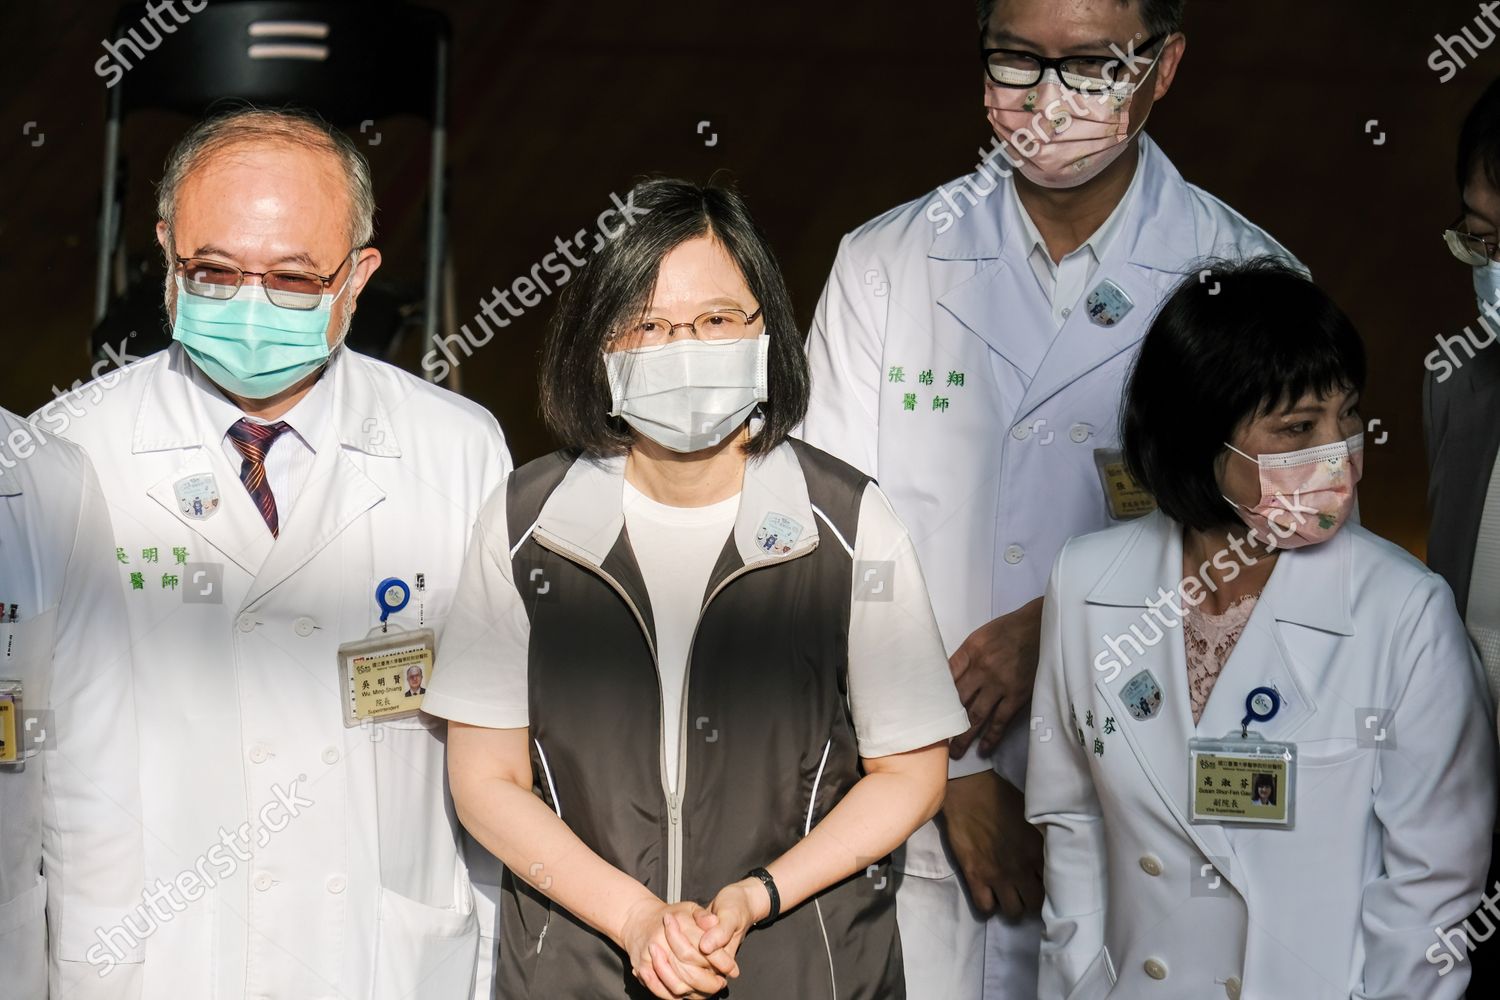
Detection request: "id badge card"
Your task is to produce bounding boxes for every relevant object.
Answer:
[337,627,435,728]
[1188,732,1296,828]
[0,679,21,767]
[1094,448,1157,521]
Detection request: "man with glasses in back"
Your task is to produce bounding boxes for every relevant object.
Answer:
[800,2,1293,996]
[41,107,511,1000]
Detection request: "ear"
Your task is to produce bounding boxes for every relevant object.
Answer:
[1151,32,1187,101]
[348,246,382,310]
[155,220,171,254]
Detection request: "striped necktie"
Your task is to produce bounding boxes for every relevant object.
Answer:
[227,418,291,537]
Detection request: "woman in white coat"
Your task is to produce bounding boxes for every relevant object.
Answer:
[1027,257,1496,1000]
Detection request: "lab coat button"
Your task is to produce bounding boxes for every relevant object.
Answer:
[1138,854,1163,877]
[248,745,269,764]
[1225,977,1242,999]
[1069,423,1092,443]
[1004,544,1025,564]
[253,872,273,892]
[321,746,340,765]
[1144,958,1168,980]
[326,875,346,894]
[236,613,256,632]
[294,617,316,637]
[1010,424,1030,441]
[1061,306,1072,318]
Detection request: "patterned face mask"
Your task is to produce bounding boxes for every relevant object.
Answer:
[984,57,1159,189]
[1222,433,1364,550]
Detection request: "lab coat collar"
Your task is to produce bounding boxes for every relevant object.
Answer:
[532,439,820,572]
[136,345,391,588]
[132,344,402,459]
[1084,509,1356,638]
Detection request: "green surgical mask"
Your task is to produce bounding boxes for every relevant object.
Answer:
[171,274,351,399]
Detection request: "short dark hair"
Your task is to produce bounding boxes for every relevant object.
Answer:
[1121,257,1367,533]
[976,0,1186,38]
[539,177,808,458]
[1457,76,1500,194]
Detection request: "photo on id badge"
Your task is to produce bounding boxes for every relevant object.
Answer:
[336,576,434,727]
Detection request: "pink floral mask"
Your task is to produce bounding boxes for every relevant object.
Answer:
[1223,433,1364,550]
[984,60,1157,189]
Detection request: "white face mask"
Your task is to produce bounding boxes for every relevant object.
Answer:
[605,333,770,453]
[1476,261,1500,316]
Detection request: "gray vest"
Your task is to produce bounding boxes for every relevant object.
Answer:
[495,439,903,999]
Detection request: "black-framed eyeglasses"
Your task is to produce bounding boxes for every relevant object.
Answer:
[1443,217,1499,266]
[981,32,1168,93]
[174,248,360,311]
[607,306,765,352]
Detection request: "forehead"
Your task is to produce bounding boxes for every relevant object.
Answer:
[988,0,1145,49]
[647,235,754,312]
[173,140,350,259]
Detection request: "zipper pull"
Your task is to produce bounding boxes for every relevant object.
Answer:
[669,792,681,824]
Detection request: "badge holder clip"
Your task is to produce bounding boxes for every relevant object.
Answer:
[1187,686,1297,829]
[336,578,435,728]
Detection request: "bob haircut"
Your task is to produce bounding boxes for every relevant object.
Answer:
[539,177,809,458]
[1121,256,1367,533]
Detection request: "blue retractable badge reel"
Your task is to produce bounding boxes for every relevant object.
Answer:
[376,577,410,631]
[1241,685,1280,738]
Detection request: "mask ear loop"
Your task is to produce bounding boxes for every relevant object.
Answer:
[1224,442,1258,464]
[1220,442,1265,517]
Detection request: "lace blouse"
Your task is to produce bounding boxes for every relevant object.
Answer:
[1183,592,1259,724]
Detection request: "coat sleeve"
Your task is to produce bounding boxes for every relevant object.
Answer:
[1356,572,1496,1000]
[1025,542,1108,999]
[44,453,145,998]
[800,232,886,481]
[460,412,513,1000]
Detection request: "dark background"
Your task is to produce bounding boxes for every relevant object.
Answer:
[2,0,1495,556]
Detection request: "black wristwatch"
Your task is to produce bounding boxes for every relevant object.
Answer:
[745,867,780,927]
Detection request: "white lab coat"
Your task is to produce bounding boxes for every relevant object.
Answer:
[0,408,144,999]
[1027,510,1496,1000]
[41,345,511,1000]
[801,135,1293,998]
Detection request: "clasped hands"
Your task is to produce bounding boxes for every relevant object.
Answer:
[618,877,771,999]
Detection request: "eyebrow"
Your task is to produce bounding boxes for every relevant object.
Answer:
[189,245,324,270]
[647,297,747,314]
[1277,395,1359,417]
[986,30,1121,55]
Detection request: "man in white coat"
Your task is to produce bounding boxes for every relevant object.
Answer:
[800,1,1292,995]
[0,409,144,999]
[42,108,512,1000]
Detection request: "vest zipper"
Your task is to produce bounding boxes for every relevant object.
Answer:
[813,898,838,999]
[534,529,820,906]
[673,540,820,903]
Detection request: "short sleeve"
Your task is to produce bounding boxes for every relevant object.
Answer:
[423,482,532,728]
[846,482,970,758]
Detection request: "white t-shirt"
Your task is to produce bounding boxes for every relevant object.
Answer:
[621,480,739,793]
[426,472,967,774]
